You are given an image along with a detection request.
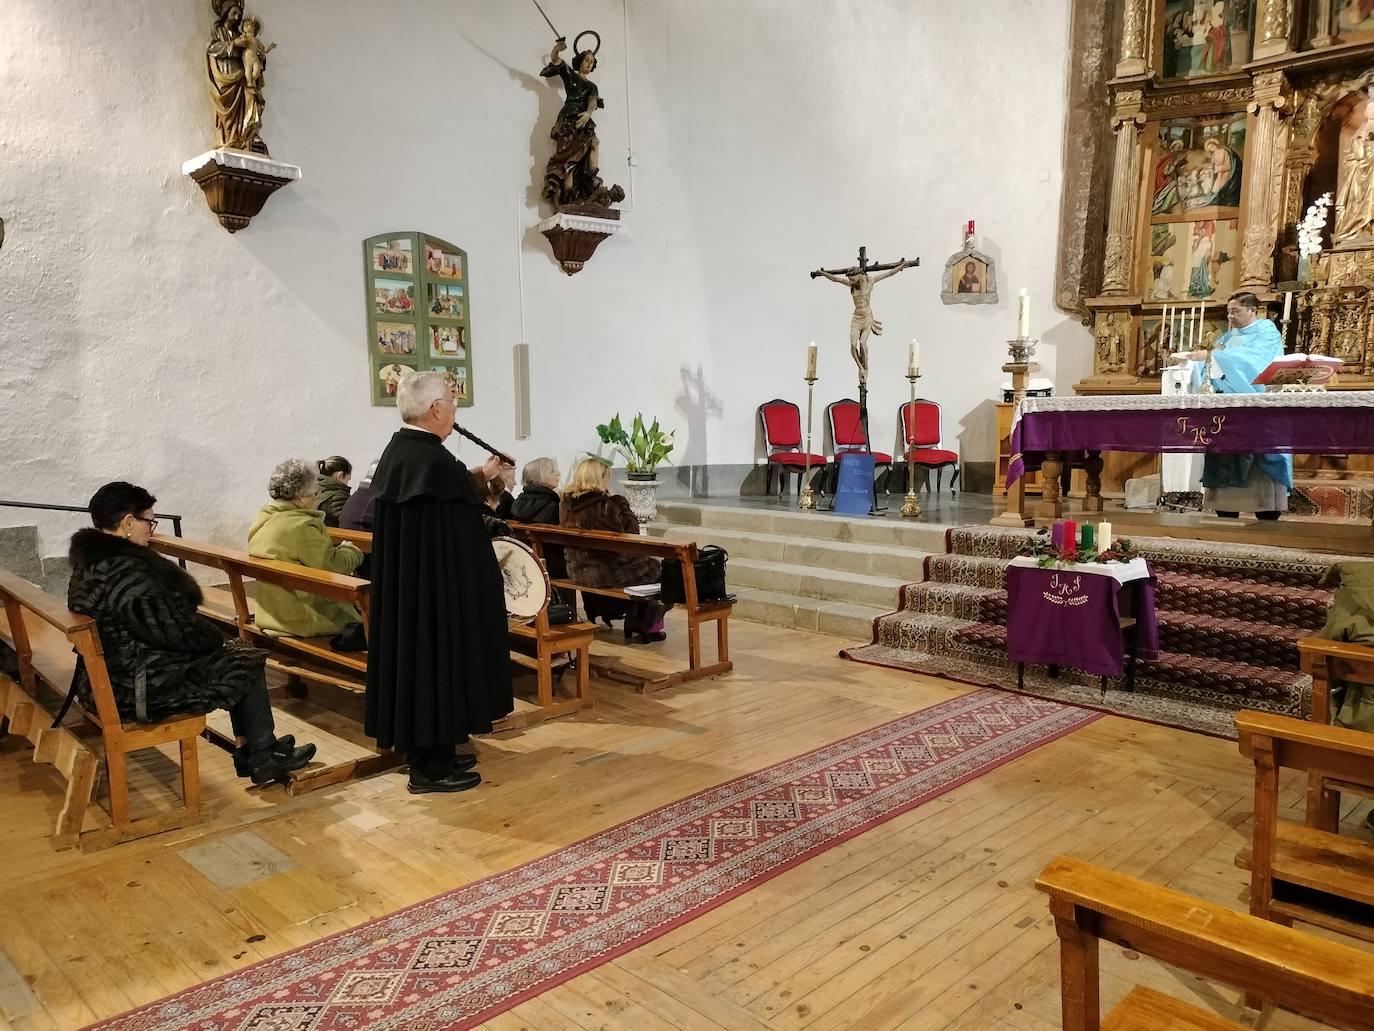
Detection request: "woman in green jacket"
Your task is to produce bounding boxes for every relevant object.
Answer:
[249,459,365,637]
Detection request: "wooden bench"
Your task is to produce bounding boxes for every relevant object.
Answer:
[1037,854,1374,1030]
[146,534,406,792]
[328,526,594,728]
[507,522,733,693]
[1298,635,1374,829]
[1235,709,1374,944]
[0,566,204,850]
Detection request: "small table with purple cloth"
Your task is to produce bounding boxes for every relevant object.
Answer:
[998,391,1374,527]
[1005,557,1159,693]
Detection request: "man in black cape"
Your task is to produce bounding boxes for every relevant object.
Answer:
[365,370,514,792]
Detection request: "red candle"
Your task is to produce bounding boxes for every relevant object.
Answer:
[966,220,975,238]
[1063,520,1077,559]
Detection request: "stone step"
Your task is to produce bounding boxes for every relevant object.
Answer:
[730,585,887,641]
[0,525,44,582]
[655,525,930,581]
[41,554,71,599]
[655,501,949,552]
[727,557,906,608]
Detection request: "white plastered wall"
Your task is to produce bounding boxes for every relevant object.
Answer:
[0,0,1091,552]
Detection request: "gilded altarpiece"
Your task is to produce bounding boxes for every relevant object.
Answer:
[1068,0,1374,396]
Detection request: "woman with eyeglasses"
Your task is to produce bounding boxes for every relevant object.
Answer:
[67,481,315,784]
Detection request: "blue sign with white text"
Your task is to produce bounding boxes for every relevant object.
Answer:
[833,452,877,515]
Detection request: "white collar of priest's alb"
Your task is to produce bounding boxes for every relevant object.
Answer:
[399,425,439,437]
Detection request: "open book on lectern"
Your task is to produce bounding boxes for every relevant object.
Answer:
[1252,353,1344,386]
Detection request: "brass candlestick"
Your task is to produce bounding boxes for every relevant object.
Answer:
[900,370,922,518]
[799,373,818,511]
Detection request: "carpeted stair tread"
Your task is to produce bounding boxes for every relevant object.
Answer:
[1153,572,1331,631]
[899,581,998,619]
[1135,651,1306,707]
[924,554,1009,589]
[1155,611,1303,669]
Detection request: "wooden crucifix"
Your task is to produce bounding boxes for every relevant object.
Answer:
[811,246,918,387]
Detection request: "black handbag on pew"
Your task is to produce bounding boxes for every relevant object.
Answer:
[660,545,732,606]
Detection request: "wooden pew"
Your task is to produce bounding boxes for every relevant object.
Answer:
[1036,854,1374,1030]
[1235,710,1374,944]
[328,526,595,727]
[507,522,733,693]
[146,535,405,792]
[1298,635,1374,829]
[0,566,204,850]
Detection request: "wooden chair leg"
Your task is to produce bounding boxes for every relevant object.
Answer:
[936,466,944,494]
[688,615,702,672]
[1307,773,1341,833]
[179,735,201,817]
[54,749,98,848]
[576,643,591,703]
[537,647,554,708]
[716,616,729,665]
[105,748,131,830]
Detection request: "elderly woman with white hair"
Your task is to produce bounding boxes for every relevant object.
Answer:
[364,370,515,793]
[248,459,365,639]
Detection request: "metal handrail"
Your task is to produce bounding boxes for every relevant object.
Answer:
[0,500,184,539]
[0,499,187,568]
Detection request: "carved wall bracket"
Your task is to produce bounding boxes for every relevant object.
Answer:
[181,149,300,233]
[537,210,624,275]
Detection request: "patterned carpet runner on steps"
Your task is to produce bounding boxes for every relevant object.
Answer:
[86,690,1096,1031]
[843,526,1355,737]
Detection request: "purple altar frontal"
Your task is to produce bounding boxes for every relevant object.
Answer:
[1005,560,1159,678]
[1006,391,1374,482]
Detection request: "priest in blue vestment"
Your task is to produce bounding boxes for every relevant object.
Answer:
[1186,291,1291,519]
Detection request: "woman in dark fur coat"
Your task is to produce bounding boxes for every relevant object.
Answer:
[67,482,315,785]
[559,458,666,643]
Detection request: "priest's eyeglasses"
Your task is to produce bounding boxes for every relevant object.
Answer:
[132,516,159,531]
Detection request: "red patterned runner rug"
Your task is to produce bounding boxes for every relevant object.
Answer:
[90,689,1097,1031]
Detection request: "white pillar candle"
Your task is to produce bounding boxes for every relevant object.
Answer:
[908,339,919,377]
[1283,290,1293,322]
[1017,288,1031,338]
[1099,521,1112,548]
[806,341,817,380]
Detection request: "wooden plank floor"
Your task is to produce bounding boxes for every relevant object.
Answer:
[1,617,1370,1030]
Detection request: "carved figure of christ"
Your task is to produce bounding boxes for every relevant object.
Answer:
[812,255,914,385]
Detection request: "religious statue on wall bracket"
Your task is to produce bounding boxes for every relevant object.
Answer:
[940,221,998,306]
[182,1,300,233]
[530,1,626,275]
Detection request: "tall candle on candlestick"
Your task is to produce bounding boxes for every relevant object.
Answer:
[1283,290,1293,322]
[1017,288,1030,338]
[806,341,817,380]
[908,339,919,377]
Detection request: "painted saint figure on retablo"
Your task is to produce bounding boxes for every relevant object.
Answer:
[811,250,916,386]
[1335,89,1374,243]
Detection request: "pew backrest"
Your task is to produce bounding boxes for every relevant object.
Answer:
[1037,854,1374,1030]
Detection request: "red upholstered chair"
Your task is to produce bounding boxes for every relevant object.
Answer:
[758,399,826,497]
[899,400,960,494]
[826,399,892,493]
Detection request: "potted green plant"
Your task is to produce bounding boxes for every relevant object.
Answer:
[595,413,675,479]
[595,413,675,525]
